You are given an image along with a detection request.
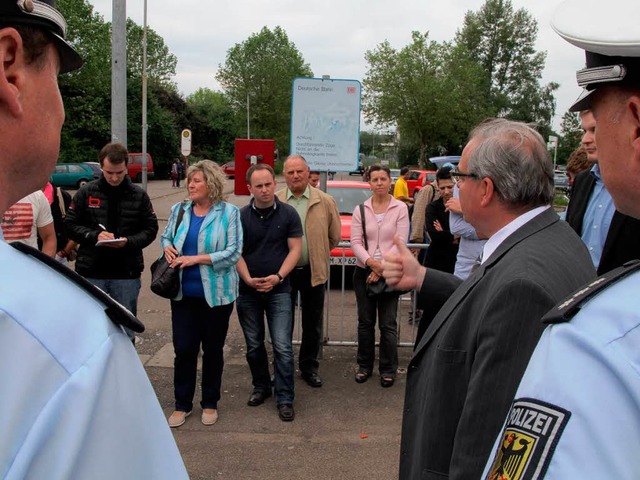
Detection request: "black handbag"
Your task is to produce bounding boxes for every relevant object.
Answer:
[150,202,186,298]
[359,203,408,297]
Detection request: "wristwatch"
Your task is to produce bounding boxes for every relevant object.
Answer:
[275,273,284,284]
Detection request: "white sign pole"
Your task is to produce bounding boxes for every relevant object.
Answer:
[181,129,192,179]
[181,129,192,157]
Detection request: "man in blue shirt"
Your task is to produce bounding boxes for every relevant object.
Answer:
[446,184,486,280]
[237,164,303,421]
[564,110,640,274]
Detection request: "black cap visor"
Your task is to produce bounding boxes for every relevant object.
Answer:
[50,31,83,73]
[569,88,595,112]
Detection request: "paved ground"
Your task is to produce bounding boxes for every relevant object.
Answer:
[133,176,415,479]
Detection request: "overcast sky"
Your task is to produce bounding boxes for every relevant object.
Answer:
[88,0,585,131]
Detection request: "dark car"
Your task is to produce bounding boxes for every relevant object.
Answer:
[554,171,570,193]
[82,161,102,178]
[50,163,96,189]
[348,162,365,176]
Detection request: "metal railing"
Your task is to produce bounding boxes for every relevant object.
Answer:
[291,240,429,352]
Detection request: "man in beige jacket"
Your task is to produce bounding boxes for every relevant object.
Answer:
[277,155,341,387]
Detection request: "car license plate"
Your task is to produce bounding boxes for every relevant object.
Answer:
[330,256,357,266]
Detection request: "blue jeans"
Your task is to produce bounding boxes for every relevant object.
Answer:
[171,297,233,412]
[88,277,141,341]
[237,292,294,405]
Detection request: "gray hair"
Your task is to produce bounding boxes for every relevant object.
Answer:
[284,154,309,168]
[466,118,554,210]
[186,160,227,204]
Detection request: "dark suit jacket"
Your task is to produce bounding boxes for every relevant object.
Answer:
[400,208,596,480]
[565,169,640,275]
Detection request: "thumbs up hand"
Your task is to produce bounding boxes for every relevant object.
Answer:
[382,235,426,292]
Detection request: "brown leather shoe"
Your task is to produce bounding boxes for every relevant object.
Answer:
[168,410,191,428]
[201,409,218,426]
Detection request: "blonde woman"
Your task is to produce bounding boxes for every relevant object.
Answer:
[161,160,243,427]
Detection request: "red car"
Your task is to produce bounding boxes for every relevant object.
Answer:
[326,180,372,269]
[220,161,235,178]
[406,169,436,197]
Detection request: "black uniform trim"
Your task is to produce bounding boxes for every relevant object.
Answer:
[542,260,640,324]
[10,242,145,333]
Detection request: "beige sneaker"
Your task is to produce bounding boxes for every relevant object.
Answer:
[201,409,218,426]
[168,410,191,428]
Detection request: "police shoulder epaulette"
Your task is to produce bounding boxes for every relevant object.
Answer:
[542,260,640,324]
[11,242,144,333]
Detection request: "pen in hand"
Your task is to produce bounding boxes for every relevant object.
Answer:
[97,224,117,243]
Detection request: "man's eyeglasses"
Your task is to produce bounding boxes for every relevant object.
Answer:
[451,170,479,183]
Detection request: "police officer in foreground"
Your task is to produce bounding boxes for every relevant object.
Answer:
[0,2,187,478]
[484,1,640,478]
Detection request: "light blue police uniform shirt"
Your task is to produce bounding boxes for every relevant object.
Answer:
[581,163,616,268]
[483,269,640,479]
[0,238,188,479]
[449,184,486,280]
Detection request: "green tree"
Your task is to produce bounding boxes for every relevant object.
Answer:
[363,32,487,166]
[58,0,186,171]
[557,110,583,165]
[455,0,558,129]
[216,26,313,155]
[187,88,238,160]
[127,79,182,174]
[126,19,177,85]
[57,0,112,162]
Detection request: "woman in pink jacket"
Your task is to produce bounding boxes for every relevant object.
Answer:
[350,165,410,387]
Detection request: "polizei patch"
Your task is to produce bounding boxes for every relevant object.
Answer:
[485,398,570,480]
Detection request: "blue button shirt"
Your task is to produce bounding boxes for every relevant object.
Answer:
[483,270,640,479]
[0,240,188,479]
[581,163,615,268]
[449,184,486,280]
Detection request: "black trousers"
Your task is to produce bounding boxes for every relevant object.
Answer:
[353,267,399,376]
[171,297,233,411]
[289,266,326,375]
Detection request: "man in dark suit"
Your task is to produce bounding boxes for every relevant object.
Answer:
[383,119,596,479]
[565,111,640,275]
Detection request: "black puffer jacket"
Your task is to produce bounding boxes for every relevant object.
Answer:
[65,176,158,279]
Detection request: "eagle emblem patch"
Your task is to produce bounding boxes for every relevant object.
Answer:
[485,398,570,480]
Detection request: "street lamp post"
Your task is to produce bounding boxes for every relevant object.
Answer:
[112,0,127,146]
[141,0,148,191]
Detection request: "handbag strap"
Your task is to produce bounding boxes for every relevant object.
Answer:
[359,203,369,252]
[56,187,66,217]
[174,201,187,236]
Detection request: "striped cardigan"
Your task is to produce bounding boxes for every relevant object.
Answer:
[160,200,243,307]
